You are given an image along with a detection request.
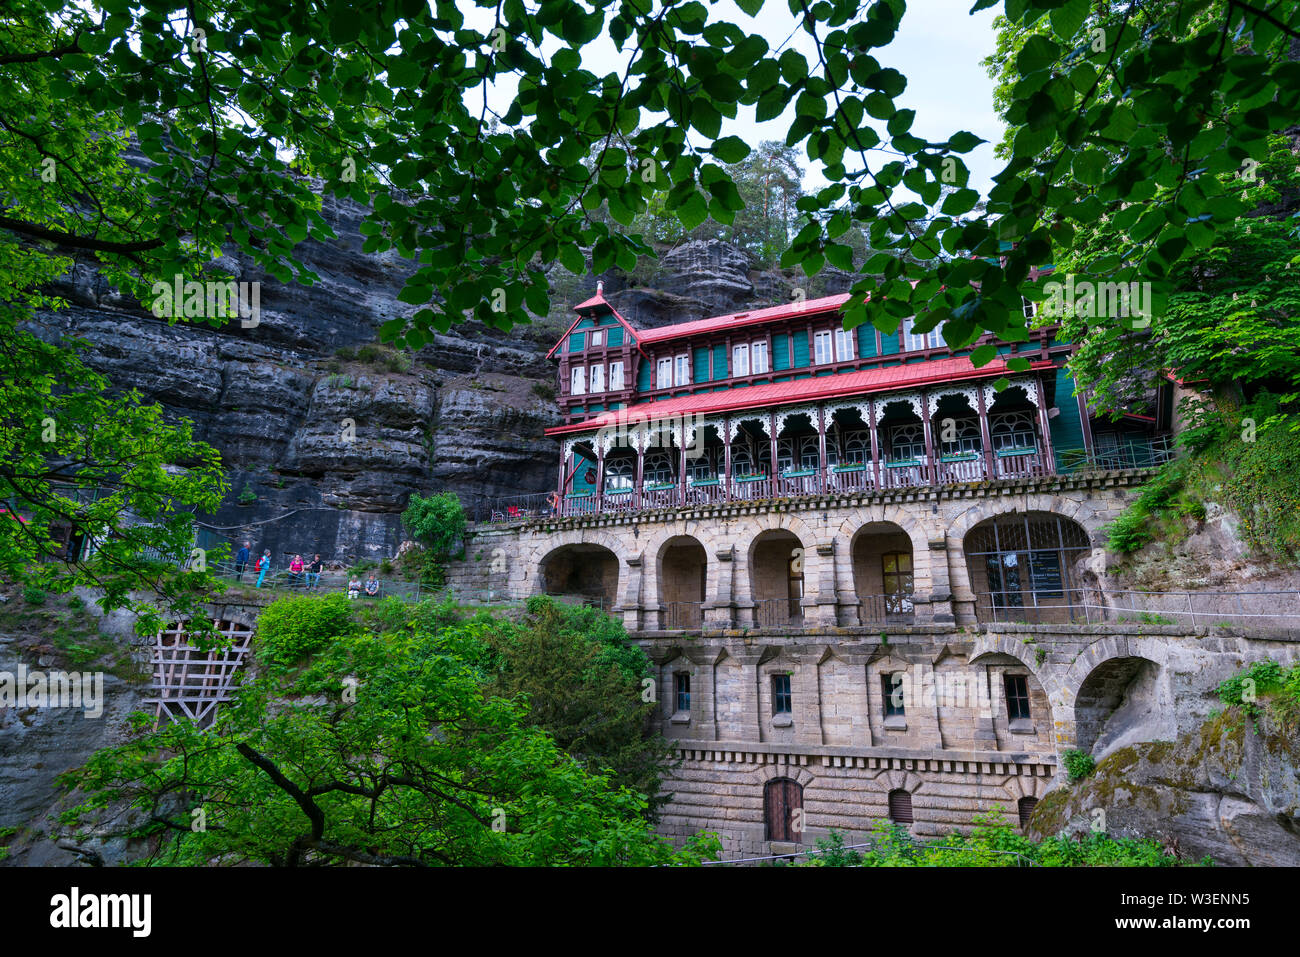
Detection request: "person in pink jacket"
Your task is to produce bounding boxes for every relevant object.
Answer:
[289,554,305,588]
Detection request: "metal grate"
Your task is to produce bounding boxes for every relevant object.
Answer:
[888,789,914,825]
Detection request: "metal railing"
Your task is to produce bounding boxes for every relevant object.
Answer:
[973,588,1300,631]
[702,835,1039,867]
[478,437,1177,523]
[209,561,432,603]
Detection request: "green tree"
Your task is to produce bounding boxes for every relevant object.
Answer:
[67,595,719,866]
[482,596,676,819]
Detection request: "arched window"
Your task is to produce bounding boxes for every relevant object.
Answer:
[964,513,1090,618]
[989,410,1038,452]
[643,450,674,485]
[764,778,803,842]
[603,456,634,491]
[887,788,914,825]
[938,416,981,456]
[1018,796,1039,829]
[888,423,925,461]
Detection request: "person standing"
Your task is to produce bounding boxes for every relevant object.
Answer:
[289,554,305,588]
[255,549,272,588]
[234,541,251,581]
[307,554,323,590]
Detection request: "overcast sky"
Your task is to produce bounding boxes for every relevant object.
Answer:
[466,0,1006,197]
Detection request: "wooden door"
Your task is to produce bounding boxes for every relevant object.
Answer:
[764,779,803,843]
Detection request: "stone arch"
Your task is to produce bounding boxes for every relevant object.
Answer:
[879,769,925,793]
[750,761,816,788]
[536,540,621,611]
[1067,646,1171,759]
[1002,773,1047,802]
[960,509,1093,624]
[847,519,917,623]
[655,534,708,629]
[746,526,811,628]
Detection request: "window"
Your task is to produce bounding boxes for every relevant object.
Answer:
[834,327,855,361]
[732,343,750,377]
[1017,796,1039,828]
[888,423,926,461]
[590,329,604,347]
[589,363,605,392]
[965,513,1091,619]
[881,552,915,616]
[813,330,833,364]
[608,360,624,391]
[752,340,769,374]
[901,316,941,352]
[1022,297,1036,320]
[1004,674,1031,721]
[771,673,792,714]
[990,411,1037,453]
[675,672,691,713]
[570,366,586,395]
[764,779,803,843]
[674,353,690,386]
[888,788,914,825]
[882,672,905,717]
[938,417,981,456]
[656,356,672,389]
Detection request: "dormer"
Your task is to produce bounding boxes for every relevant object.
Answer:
[548,282,643,425]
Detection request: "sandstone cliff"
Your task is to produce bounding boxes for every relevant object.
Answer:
[1030,705,1300,866]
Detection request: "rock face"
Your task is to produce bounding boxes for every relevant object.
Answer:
[1031,706,1300,866]
[29,207,838,562]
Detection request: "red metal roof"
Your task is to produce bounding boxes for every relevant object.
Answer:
[545,355,1055,436]
[635,293,854,344]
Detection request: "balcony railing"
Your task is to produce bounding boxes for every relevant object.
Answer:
[478,437,1175,523]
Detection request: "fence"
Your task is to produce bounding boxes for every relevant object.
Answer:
[476,437,1179,524]
[701,835,1038,867]
[210,561,432,603]
[973,588,1300,631]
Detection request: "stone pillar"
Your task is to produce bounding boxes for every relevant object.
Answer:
[803,541,841,627]
[621,553,644,631]
[704,544,736,628]
[973,664,1000,750]
[926,534,956,624]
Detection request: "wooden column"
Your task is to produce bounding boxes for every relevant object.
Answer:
[976,386,995,481]
[1076,392,1095,456]
[768,411,779,496]
[868,398,881,489]
[595,444,606,512]
[556,447,568,515]
[816,406,828,494]
[634,441,645,511]
[1035,376,1056,474]
[919,391,936,486]
[678,425,688,506]
[723,417,733,501]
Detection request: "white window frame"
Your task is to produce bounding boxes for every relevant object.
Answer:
[609,360,624,391]
[570,365,586,396]
[590,329,604,347]
[675,353,691,386]
[656,357,673,389]
[733,343,750,378]
[589,363,605,393]
[902,316,941,353]
[813,330,833,365]
[752,340,769,374]
[835,327,855,362]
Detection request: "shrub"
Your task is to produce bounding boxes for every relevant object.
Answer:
[23,585,45,605]
[237,487,257,505]
[531,381,556,401]
[402,492,466,560]
[1062,749,1096,782]
[1216,659,1290,717]
[256,594,358,666]
[67,595,84,611]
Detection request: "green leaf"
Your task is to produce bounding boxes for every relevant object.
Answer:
[709,136,750,163]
